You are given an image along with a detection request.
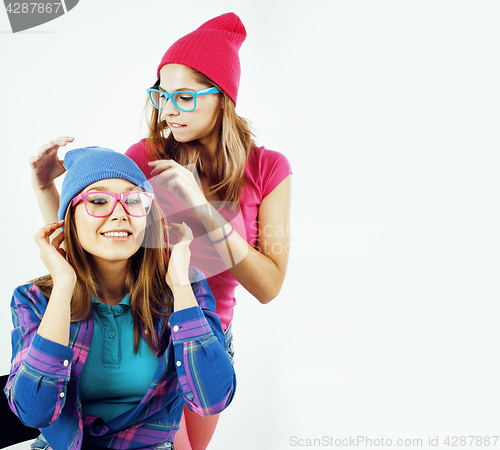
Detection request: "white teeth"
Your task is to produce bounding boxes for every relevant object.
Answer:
[103,232,129,237]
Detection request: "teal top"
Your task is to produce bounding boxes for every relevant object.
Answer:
[79,294,160,423]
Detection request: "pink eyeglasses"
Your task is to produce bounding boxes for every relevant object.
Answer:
[72,191,155,217]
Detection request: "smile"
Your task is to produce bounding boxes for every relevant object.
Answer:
[102,232,131,238]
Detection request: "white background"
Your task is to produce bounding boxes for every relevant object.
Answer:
[1,1,500,449]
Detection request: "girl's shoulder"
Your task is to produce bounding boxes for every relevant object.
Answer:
[13,282,47,301]
[245,146,292,197]
[247,145,291,166]
[12,282,49,316]
[125,139,150,169]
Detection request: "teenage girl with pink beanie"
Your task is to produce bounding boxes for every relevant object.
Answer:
[30,12,291,450]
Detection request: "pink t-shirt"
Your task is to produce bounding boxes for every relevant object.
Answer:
[126,140,291,330]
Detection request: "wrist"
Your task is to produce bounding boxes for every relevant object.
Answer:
[172,284,198,312]
[52,274,77,290]
[170,272,190,288]
[189,201,213,225]
[33,180,56,193]
[208,223,234,243]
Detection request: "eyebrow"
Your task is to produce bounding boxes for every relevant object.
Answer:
[158,86,196,93]
[84,185,142,193]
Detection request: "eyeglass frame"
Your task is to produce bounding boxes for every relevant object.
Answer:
[146,85,221,112]
[71,191,155,218]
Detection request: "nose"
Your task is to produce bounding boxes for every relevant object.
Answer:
[161,96,179,118]
[109,199,128,220]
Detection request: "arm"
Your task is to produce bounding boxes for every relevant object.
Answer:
[165,225,236,415]
[35,222,76,346]
[170,271,236,416]
[4,286,75,428]
[29,137,74,224]
[4,222,77,428]
[204,175,291,303]
[151,157,291,303]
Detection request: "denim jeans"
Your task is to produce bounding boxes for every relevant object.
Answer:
[224,322,234,365]
[31,435,175,449]
[30,435,50,450]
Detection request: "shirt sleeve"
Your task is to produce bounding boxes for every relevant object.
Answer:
[259,148,292,198]
[4,285,74,428]
[168,268,236,416]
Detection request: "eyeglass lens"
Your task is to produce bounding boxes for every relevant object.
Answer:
[150,90,195,112]
[85,192,152,217]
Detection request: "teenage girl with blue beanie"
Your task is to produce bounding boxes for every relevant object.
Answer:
[29,12,291,450]
[6,147,235,449]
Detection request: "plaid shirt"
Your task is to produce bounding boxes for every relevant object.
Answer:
[4,269,236,450]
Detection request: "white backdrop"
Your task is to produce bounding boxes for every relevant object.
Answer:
[1,1,500,449]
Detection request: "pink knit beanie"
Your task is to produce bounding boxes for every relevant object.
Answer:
[157,12,246,105]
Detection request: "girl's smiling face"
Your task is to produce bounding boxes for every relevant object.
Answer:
[73,178,148,267]
[159,64,223,148]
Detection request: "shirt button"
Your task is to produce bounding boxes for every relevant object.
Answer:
[59,392,65,398]
[176,361,182,367]
[63,360,69,367]
[109,332,115,338]
[173,325,179,332]
[118,307,123,313]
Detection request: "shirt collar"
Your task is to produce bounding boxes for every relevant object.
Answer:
[91,293,131,306]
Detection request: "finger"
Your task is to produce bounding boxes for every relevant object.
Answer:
[28,155,39,166]
[153,172,174,187]
[57,249,67,259]
[150,164,175,177]
[51,230,65,249]
[153,171,186,190]
[37,137,74,156]
[165,177,191,195]
[54,136,75,141]
[34,221,64,242]
[180,222,194,242]
[149,160,181,175]
[169,222,184,229]
[169,222,194,243]
[51,136,75,146]
[36,141,57,157]
[148,159,178,168]
[166,224,183,240]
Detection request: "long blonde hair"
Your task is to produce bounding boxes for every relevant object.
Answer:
[32,200,172,354]
[146,67,255,205]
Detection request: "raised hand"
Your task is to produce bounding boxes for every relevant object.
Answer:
[34,221,76,285]
[29,136,74,190]
[166,222,194,289]
[149,160,207,212]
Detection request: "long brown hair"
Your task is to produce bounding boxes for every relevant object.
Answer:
[146,67,255,205]
[32,200,172,354]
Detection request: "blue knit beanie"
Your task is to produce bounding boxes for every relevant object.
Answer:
[58,146,154,220]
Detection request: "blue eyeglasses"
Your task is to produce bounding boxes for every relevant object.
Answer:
[147,86,221,112]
